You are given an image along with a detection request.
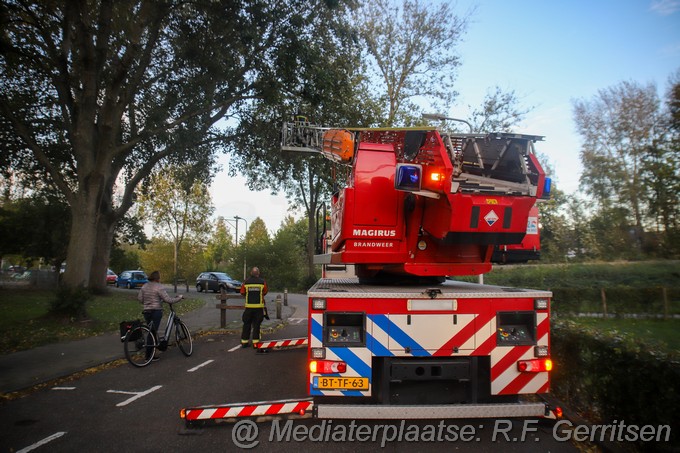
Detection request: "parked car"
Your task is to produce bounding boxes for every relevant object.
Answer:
[116,270,148,289]
[195,271,242,293]
[11,270,33,280]
[6,265,25,275]
[106,269,118,285]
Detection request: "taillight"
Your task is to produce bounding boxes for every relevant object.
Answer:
[517,358,553,372]
[429,171,443,182]
[422,167,446,191]
[309,360,347,374]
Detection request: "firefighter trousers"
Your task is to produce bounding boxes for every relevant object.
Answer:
[241,307,264,345]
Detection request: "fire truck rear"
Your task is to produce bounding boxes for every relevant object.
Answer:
[297,120,556,419]
[182,118,559,423]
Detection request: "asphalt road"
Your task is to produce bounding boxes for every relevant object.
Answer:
[0,300,580,452]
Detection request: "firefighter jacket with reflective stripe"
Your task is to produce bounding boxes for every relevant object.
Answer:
[240,276,268,308]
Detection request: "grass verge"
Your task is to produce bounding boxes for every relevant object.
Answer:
[557,316,680,355]
[0,287,204,354]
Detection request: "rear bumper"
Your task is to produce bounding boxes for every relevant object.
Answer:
[181,399,557,424]
[315,402,550,419]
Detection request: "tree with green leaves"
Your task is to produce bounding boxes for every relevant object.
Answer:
[563,196,596,261]
[0,194,70,270]
[0,0,353,292]
[573,77,680,257]
[357,0,472,126]
[138,165,213,283]
[204,217,235,271]
[228,217,271,282]
[229,1,382,283]
[642,70,680,256]
[573,81,660,244]
[268,216,309,290]
[139,237,205,286]
[468,86,534,133]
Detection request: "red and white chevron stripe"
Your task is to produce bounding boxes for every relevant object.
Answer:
[184,398,313,421]
[491,313,550,395]
[256,337,308,349]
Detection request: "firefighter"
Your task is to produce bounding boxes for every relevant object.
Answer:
[240,266,269,348]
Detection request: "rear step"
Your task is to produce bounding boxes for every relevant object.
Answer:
[181,398,314,423]
[256,337,308,350]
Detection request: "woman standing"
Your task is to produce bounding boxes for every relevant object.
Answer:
[137,270,183,360]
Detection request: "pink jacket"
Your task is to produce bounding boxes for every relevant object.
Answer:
[137,281,182,311]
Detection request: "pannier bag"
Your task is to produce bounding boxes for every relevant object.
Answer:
[119,320,143,342]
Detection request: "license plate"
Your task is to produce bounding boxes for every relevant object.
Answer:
[313,376,369,390]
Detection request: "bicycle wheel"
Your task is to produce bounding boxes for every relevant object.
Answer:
[175,320,193,356]
[124,326,156,367]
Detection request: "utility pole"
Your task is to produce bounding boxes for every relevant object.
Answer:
[234,216,248,280]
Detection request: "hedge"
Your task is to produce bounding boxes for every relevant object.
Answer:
[551,319,680,450]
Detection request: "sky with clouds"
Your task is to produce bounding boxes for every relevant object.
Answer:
[211,0,680,236]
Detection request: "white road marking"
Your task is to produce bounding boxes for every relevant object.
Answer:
[187,360,214,372]
[17,432,66,453]
[51,386,76,390]
[287,318,307,325]
[107,385,162,407]
[228,344,243,352]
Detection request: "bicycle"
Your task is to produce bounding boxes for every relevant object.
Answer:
[123,302,193,367]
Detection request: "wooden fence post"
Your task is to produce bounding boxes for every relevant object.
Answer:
[600,288,608,318]
[219,288,227,328]
[215,290,245,328]
[662,287,669,320]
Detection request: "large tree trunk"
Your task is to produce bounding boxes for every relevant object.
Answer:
[89,218,116,293]
[62,200,98,288]
[89,182,118,293]
[63,169,119,291]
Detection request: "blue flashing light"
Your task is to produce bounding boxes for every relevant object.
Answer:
[542,177,552,198]
[395,164,422,192]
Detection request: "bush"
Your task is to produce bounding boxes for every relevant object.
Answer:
[49,286,92,318]
[552,319,680,450]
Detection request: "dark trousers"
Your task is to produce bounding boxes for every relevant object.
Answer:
[143,310,162,358]
[241,307,264,345]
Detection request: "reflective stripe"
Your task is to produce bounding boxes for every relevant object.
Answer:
[244,283,265,307]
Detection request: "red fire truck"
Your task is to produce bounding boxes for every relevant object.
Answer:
[181,119,559,423]
[492,205,541,264]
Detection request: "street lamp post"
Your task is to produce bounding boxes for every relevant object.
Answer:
[422,113,473,133]
[234,216,248,280]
